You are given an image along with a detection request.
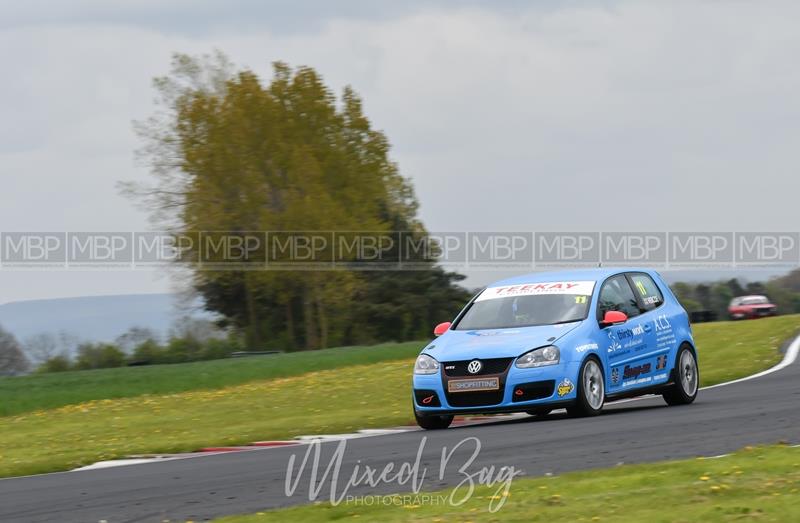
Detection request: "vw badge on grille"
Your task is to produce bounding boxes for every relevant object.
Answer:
[467,360,483,374]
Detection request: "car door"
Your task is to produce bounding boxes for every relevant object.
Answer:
[594,273,648,392]
[626,271,677,386]
[597,273,669,394]
[606,272,672,393]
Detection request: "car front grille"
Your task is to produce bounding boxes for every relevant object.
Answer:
[442,357,514,377]
[445,389,505,407]
[442,357,513,407]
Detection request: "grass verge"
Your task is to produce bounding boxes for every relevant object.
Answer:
[214,444,800,522]
[0,341,424,417]
[691,315,798,386]
[0,359,414,477]
[0,315,796,478]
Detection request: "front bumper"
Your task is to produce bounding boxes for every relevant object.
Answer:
[412,360,582,415]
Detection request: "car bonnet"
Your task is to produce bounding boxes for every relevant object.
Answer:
[422,321,582,361]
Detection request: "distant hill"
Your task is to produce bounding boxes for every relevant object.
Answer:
[0,294,212,348]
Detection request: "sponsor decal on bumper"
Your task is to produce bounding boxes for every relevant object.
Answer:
[557,378,574,397]
[447,377,500,393]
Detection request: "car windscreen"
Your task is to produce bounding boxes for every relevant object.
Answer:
[741,296,769,305]
[455,281,594,330]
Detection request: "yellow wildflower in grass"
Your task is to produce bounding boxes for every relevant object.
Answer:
[0,360,415,478]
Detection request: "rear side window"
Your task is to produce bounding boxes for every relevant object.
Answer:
[629,273,664,311]
[597,275,641,320]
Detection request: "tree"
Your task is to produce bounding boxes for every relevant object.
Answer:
[694,284,712,310]
[39,355,72,373]
[130,339,164,365]
[670,282,702,312]
[745,281,767,295]
[773,269,800,293]
[725,278,745,297]
[0,325,30,375]
[25,331,79,372]
[23,333,60,366]
[168,316,223,343]
[129,52,467,350]
[765,281,800,314]
[115,327,159,354]
[710,282,734,319]
[74,343,126,370]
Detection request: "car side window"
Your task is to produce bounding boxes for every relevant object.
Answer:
[628,273,664,311]
[597,275,641,320]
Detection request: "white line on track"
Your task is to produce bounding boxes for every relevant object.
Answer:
[701,454,731,460]
[73,458,183,471]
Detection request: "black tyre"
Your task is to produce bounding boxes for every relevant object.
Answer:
[663,344,699,406]
[414,411,454,430]
[567,357,605,417]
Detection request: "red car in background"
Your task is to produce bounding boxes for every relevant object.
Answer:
[728,295,777,320]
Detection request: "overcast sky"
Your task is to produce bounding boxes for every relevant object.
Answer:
[1,0,799,303]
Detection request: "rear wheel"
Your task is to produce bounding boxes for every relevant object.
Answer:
[567,357,605,417]
[663,345,699,406]
[414,411,454,430]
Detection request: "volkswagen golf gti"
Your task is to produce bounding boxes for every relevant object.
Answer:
[412,268,698,429]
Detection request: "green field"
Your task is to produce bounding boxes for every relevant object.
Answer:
[1,315,795,418]
[0,315,796,478]
[0,341,423,417]
[216,444,800,522]
[690,315,797,385]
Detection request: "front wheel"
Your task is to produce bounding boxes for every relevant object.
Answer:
[663,345,699,406]
[414,411,454,430]
[567,357,605,417]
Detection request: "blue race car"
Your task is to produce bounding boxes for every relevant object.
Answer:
[412,268,698,429]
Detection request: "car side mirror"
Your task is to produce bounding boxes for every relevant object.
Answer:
[600,310,628,328]
[433,322,452,336]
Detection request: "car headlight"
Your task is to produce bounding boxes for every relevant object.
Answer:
[414,354,440,375]
[516,345,560,368]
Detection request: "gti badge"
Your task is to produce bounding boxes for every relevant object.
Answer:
[467,360,483,374]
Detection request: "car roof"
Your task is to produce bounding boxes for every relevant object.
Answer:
[487,267,654,289]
